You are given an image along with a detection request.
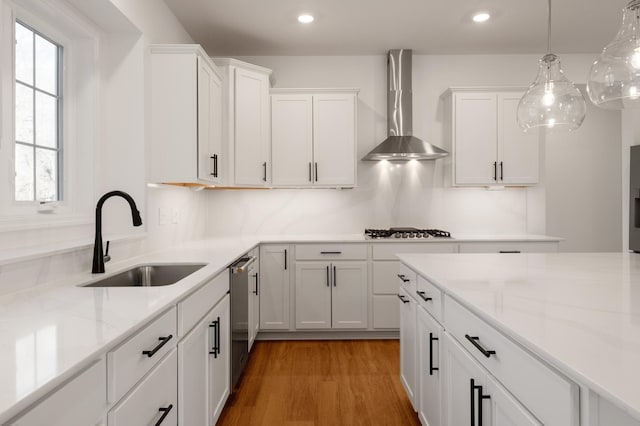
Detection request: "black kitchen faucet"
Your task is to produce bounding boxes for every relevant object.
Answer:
[92,191,143,273]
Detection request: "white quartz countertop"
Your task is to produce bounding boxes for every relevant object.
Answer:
[0,233,560,422]
[397,252,640,421]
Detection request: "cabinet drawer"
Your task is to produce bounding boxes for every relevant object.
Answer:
[444,296,578,426]
[108,307,177,403]
[372,261,400,294]
[458,241,558,253]
[373,242,457,260]
[295,244,367,260]
[415,276,442,322]
[398,263,417,296]
[178,271,229,336]
[108,349,177,426]
[9,359,107,426]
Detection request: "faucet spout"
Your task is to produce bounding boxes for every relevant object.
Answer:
[92,191,143,273]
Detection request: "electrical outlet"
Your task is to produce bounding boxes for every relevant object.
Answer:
[171,208,179,224]
[158,207,169,225]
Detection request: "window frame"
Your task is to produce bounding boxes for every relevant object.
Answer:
[0,0,98,230]
[14,19,65,204]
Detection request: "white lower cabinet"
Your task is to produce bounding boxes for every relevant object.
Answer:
[295,260,367,329]
[108,349,178,426]
[442,332,540,426]
[399,287,417,409]
[259,244,291,330]
[417,307,442,426]
[178,294,230,426]
[248,247,260,350]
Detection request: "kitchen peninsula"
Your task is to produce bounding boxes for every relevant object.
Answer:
[398,252,640,426]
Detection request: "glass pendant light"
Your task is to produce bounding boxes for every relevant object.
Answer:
[587,0,640,109]
[517,0,586,133]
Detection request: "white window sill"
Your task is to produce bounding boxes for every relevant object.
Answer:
[0,214,93,233]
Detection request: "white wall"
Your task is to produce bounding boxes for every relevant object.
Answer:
[0,0,204,294]
[205,53,622,249]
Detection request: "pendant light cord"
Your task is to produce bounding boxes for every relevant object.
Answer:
[547,0,552,54]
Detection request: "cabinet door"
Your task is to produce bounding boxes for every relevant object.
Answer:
[197,56,219,183]
[454,92,498,185]
[418,308,442,426]
[312,93,356,186]
[259,245,290,330]
[248,251,260,351]
[399,288,417,410]
[234,67,270,186]
[295,262,332,329]
[271,94,313,186]
[497,93,539,185]
[178,308,211,426]
[210,294,231,424]
[331,261,368,329]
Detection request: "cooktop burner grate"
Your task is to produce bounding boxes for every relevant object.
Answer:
[364,227,452,239]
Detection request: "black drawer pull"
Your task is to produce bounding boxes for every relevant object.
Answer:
[465,334,496,358]
[155,404,173,426]
[499,250,521,254]
[142,335,173,358]
[429,333,439,376]
[416,291,432,302]
[397,294,410,304]
[397,274,410,283]
[320,251,342,254]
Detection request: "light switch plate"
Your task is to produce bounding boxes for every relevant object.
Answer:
[158,207,169,225]
[171,208,179,224]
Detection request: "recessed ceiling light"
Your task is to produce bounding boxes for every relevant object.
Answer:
[298,14,314,24]
[472,12,491,23]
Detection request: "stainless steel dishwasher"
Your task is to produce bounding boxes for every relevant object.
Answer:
[229,255,256,388]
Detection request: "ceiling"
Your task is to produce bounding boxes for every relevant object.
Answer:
[163,0,629,56]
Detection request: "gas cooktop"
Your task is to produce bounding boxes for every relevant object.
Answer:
[364,227,452,239]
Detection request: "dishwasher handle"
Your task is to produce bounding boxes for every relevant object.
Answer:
[231,256,257,274]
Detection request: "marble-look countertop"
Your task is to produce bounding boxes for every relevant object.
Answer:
[397,252,640,421]
[0,233,561,422]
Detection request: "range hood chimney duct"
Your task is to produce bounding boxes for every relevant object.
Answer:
[362,49,449,161]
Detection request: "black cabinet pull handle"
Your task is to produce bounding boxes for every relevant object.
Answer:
[465,334,496,358]
[155,404,173,426]
[500,161,503,181]
[256,272,259,295]
[429,332,439,376]
[209,317,220,357]
[326,265,330,287]
[499,250,521,254]
[284,249,287,270]
[333,265,337,287]
[252,273,259,295]
[210,155,215,176]
[416,291,432,302]
[262,162,267,182]
[142,335,173,358]
[471,379,490,426]
[397,294,410,304]
[470,378,475,426]
[320,251,342,255]
[308,162,312,182]
[397,274,410,283]
[493,161,497,181]
[315,162,318,182]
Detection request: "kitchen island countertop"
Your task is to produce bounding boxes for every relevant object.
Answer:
[398,252,640,422]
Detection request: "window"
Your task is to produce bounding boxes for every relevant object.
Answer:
[14,20,63,203]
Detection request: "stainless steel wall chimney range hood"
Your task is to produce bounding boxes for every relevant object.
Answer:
[362,49,449,161]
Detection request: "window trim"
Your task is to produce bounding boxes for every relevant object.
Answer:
[0,0,98,229]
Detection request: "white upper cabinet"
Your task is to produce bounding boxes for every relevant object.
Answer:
[445,88,539,186]
[271,89,358,188]
[215,58,272,187]
[150,45,223,185]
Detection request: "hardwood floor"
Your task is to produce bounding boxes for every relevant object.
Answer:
[217,340,420,426]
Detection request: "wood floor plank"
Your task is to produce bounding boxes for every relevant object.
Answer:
[217,340,420,426]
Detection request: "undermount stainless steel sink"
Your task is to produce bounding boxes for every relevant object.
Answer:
[83,263,206,287]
